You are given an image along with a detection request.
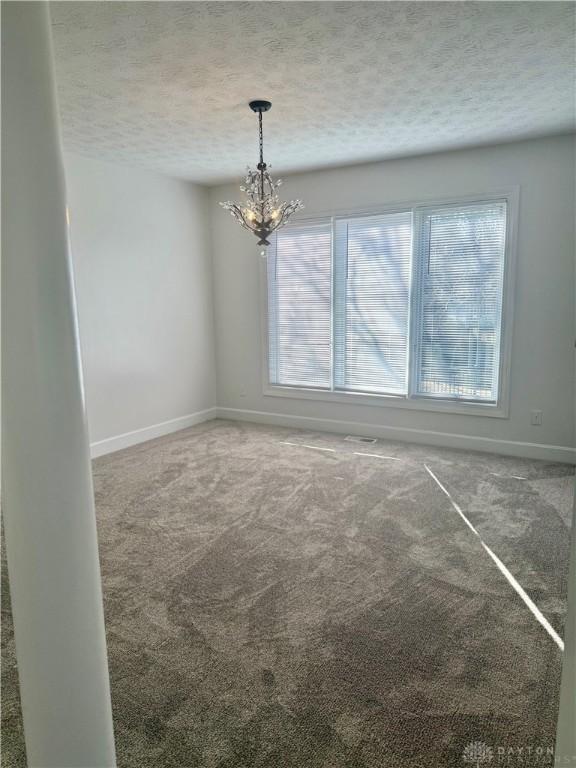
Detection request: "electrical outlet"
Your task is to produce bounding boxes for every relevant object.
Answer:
[530,410,543,426]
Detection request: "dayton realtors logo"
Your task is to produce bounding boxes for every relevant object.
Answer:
[462,741,555,766]
[463,742,494,766]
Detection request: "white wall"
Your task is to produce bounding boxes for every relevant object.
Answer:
[210,135,575,460]
[65,154,216,450]
[2,4,116,764]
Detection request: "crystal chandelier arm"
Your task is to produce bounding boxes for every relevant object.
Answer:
[267,199,304,235]
[219,202,256,233]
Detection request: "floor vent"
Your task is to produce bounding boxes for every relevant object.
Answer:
[344,435,377,444]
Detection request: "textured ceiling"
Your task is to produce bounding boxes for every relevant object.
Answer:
[50,1,575,184]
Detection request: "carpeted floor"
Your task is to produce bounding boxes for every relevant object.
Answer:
[2,419,574,767]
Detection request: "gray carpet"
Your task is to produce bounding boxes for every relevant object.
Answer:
[2,419,574,767]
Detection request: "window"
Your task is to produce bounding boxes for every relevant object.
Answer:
[266,197,510,411]
[334,212,412,395]
[268,220,332,388]
[412,203,507,402]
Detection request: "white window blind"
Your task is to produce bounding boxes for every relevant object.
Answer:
[268,219,332,388]
[334,212,412,394]
[266,197,509,407]
[413,202,507,402]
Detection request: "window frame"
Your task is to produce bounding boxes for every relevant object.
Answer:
[259,188,519,419]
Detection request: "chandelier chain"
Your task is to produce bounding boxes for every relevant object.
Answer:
[258,109,264,166]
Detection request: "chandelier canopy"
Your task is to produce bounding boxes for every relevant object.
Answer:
[220,100,303,247]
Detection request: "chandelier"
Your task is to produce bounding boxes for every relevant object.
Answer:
[220,100,303,247]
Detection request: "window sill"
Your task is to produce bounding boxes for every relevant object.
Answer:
[263,384,509,419]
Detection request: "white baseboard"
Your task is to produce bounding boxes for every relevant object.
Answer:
[89,405,576,464]
[216,407,576,464]
[90,408,218,458]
